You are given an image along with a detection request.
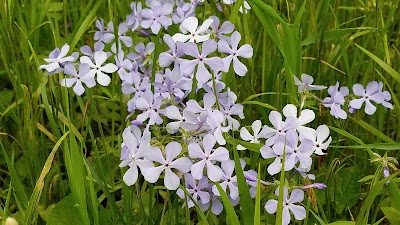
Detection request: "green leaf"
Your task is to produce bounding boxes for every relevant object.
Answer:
[349,116,395,143]
[381,207,400,224]
[214,183,240,225]
[40,195,82,225]
[225,135,263,153]
[330,167,361,214]
[330,143,400,150]
[326,222,355,225]
[242,100,277,111]
[254,164,261,225]
[301,28,375,46]
[355,43,400,84]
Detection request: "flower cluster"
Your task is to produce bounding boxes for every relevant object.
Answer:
[38,0,393,224]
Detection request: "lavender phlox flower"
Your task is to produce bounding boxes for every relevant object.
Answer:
[322,82,349,119]
[383,166,390,184]
[212,160,239,200]
[209,16,234,40]
[218,31,253,76]
[265,186,306,225]
[141,3,173,34]
[295,166,315,180]
[60,63,96,96]
[128,42,155,63]
[237,120,265,150]
[126,2,143,31]
[115,50,133,81]
[176,174,210,208]
[122,72,149,99]
[260,141,290,176]
[140,142,192,190]
[293,74,326,93]
[153,70,187,99]
[220,101,243,131]
[204,71,226,92]
[111,23,133,52]
[377,82,393,109]
[189,134,230,181]
[282,104,315,139]
[80,42,107,59]
[186,92,216,113]
[310,125,331,155]
[302,183,327,190]
[172,1,195,24]
[244,170,258,198]
[263,111,299,146]
[281,130,314,170]
[119,125,151,185]
[135,90,163,125]
[139,64,153,77]
[222,0,251,13]
[80,51,118,86]
[349,81,387,115]
[39,44,75,73]
[208,190,224,215]
[159,34,185,81]
[94,19,115,44]
[206,108,230,145]
[180,40,223,85]
[180,111,209,131]
[172,17,213,43]
[165,105,185,133]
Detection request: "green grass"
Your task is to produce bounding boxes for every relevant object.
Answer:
[1,0,400,224]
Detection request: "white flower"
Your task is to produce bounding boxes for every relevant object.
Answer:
[310,125,332,155]
[39,44,75,73]
[172,17,213,43]
[61,63,96,96]
[80,51,118,86]
[282,104,315,140]
[237,120,265,150]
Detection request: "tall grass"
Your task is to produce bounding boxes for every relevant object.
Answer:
[0,0,399,224]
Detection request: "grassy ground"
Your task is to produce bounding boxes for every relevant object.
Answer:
[0,0,400,224]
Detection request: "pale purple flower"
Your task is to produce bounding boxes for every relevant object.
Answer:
[141,142,192,190]
[323,82,349,119]
[153,71,187,99]
[189,134,230,181]
[206,109,230,145]
[181,111,209,131]
[172,17,213,43]
[176,174,210,208]
[295,166,315,180]
[349,81,387,115]
[61,63,96,96]
[383,166,390,184]
[378,82,393,109]
[111,23,133,52]
[302,183,327,190]
[186,92,216,113]
[293,74,326,92]
[159,34,185,81]
[126,2,143,31]
[237,120,265,150]
[94,19,115,44]
[119,125,151,186]
[141,3,173,34]
[265,186,306,225]
[135,90,163,125]
[80,51,118,86]
[115,50,133,81]
[212,160,239,200]
[128,42,155,63]
[39,44,75,73]
[218,31,253,76]
[281,130,314,170]
[180,40,223,85]
[165,105,184,133]
[80,42,106,59]
[209,16,234,40]
[172,1,195,24]
[122,73,149,100]
[263,111,299,146]
[282,104,315,139]
[310,125,331,155]
[220,101,244,131]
